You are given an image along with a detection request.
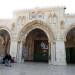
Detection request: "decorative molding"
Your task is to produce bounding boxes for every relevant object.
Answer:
[12,23,15,30]
[29,11,44,20]
[17,16,26,26]
[48,12,58,24]
[53,13,57,24]
[48,13,52,24]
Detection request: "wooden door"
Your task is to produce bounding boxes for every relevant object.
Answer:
[34,40,48,62]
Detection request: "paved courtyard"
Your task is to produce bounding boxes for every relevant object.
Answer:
[0,62,75,75]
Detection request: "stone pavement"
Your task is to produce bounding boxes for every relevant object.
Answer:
[0,62,75,75]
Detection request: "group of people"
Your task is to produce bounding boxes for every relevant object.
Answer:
[1,53,15,67]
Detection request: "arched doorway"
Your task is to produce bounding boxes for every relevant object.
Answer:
[0,29,10,57]
[17,20,55,63]
[22,28,49,62]
[65,28,75,64]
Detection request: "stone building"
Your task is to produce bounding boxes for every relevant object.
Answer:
[0,7,75,65]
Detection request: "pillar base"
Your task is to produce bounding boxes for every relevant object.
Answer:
[53,61,67,65]
[55,40,66,65]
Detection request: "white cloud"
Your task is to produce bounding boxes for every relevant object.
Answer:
[0,0,74,19]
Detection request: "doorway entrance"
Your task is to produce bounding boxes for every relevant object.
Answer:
[22,28,49,62]
[34,40,48,62]
[65,28,75,64]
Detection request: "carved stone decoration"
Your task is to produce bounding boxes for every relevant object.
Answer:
[21,16,26,25]
[29,11,44,20]
[29,12,36,19]
[48,13,52,24]
[17,16,26,26]
[48,12,57,24]
[12,23,15,30]
[37,11,44,19]
[17,16,22,26]
[52,13,57,24]
[60,20,64,29]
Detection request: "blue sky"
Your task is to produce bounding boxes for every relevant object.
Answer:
[0,0,74,19]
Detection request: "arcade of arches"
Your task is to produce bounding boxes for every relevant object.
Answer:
[1,7,75,65]
[11,26,75,65]
[1,26,75,65]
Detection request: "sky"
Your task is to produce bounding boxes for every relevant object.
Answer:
[0,0,75,19]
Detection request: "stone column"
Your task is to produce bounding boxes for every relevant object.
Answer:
[10,40,17,58]
[55,40,66,65]
[48,41,51,64]
[16,41,22,63]
[50,41,56,64]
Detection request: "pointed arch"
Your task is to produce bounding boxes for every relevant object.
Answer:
[64,25,75,41]
[18,20,55,42]
[0,27,11,56]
